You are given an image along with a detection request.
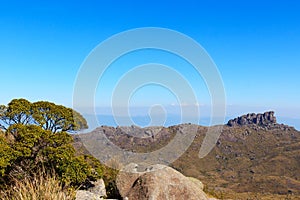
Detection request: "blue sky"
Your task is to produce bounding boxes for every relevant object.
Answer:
[0,0,300,127]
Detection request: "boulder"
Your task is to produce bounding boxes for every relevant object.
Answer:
[116,163,209,200]
[76,178,106,200]
[76,190,103,200]
[88,179,106,198]
[116,163,144,198]
[188,177,204,190]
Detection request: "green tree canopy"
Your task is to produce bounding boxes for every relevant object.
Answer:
[0,99,88,133]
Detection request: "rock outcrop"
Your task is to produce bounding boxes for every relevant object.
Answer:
[227,111,277,127]
[116,163,209,200]
[226,111,296,131]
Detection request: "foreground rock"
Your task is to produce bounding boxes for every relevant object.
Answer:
[117,163,209,200]
[76,179,106,200]
[76,190,103,200]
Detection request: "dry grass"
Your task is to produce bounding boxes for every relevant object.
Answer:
[0,170,75,200]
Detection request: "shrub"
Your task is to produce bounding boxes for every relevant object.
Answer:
[0,133,15,179]
[0,124,100,187]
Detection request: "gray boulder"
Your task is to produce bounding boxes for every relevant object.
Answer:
[76,179,106,200]
[88,179,106,197]
[76,190,103,200]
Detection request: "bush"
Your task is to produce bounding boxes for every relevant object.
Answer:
[0,124,100,187]
[0,133,15,179]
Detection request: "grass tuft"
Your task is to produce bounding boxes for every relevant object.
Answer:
[0,169,75,200]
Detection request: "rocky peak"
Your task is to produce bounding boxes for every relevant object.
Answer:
[227,111,277,127]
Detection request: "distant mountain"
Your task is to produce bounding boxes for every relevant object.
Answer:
[73,111,300,199]
[80,113,300,132]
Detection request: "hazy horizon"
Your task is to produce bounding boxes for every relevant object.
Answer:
[79,107,300,131]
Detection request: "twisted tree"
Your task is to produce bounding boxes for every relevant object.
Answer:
[0,99,88,133]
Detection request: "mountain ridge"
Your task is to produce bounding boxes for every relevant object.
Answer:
[73,111,300,198]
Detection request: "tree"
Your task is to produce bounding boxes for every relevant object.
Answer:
[0,99,32,129]
[0,99,88,133]
[0,99,115,192]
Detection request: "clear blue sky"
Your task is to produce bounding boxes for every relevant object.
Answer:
[1,0,300,122]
